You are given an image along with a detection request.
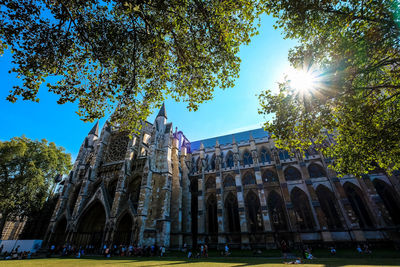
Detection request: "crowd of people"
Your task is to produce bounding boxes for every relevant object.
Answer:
[48,243,168,258]
[0,245,33,260]
[0,240,379,261]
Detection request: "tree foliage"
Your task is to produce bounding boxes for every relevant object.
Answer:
[0,0,265,132]
[0,136,71,235]
[259,0,400,176]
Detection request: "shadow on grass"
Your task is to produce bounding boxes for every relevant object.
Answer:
[65,255,400,267]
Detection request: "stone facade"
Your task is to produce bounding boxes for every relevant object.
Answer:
[46,105,400,249]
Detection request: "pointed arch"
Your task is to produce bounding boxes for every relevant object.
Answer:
[243,171,256,185]
[267,191,288,231]
[75,200,106,247]
[284,166,302,181]
[205,176,216,190]
[259,147,271,164]
[226,151,234,168]
[243,150,253,165]
[343,182,374,228]
[114,212,133,245]
[315,185,343,229]
[290,187,315,230]
[308,163,327,178]
[245,190,264,233]
[223,175,236,188]
[224,192,240,233]
[262,170,278,183]
[279,150,290,160]
[206,194,218,234]
[372,179,400,225]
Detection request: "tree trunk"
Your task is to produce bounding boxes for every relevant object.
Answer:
[0,213,8,239]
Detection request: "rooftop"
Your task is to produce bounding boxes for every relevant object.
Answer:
[190,128,269,151]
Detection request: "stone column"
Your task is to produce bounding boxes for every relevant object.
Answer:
[170,137,183,248]
[180,147,192,246]
[234,171,250,248]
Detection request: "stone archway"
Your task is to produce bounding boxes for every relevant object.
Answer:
[343,182,374,229]
[373,179,400,225]
[290,187,315,231]
[315,185,343,229]
[268,191,288,231]
[74,201,106,248]
[114,212,133,245]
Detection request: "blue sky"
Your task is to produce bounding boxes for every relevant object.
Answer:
[0,14,297,160]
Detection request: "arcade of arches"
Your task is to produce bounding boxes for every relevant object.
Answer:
[47,116,400,250]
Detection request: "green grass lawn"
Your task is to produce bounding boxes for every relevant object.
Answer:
[1,255,399,267]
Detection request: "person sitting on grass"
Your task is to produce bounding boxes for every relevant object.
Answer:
[330,247,336,256]
[357,245,363,254]
[305,248,315,260]
[284,257,302,264]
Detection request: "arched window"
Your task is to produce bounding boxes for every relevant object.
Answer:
[226,151,234,168]
[243,172,256,185]
[210,154,216,170]
[243,150,253,165]
[316,185,343,229]
[207,194,218,234]
[343,182,374,228]
[291,187,315,230]
[225,192,241,233]
[245,191,264,233]
[284,167,302,181]
[373,179,400,225]
[205,177,216,190]
[262,170,278,183]
[308,163,326,178]
[223,175,236,187]
[268,191,288,231]
[279,150,290,160]
[259,148,271,163]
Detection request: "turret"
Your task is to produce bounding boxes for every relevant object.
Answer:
[155,103,167,132]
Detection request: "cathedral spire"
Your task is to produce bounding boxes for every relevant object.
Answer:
[157,102,167,119]
[88,121,99,136]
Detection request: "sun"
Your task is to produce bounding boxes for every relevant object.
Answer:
[285,67,319,93]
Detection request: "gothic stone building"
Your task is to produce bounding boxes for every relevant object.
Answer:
[46,105,400,249]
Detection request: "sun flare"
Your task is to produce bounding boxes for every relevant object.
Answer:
[285,67,320,93]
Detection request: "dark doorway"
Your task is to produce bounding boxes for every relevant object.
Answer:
[75,201,106,249]
[114,213,133,245]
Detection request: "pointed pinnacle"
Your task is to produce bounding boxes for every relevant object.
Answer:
[88,121,99,136]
